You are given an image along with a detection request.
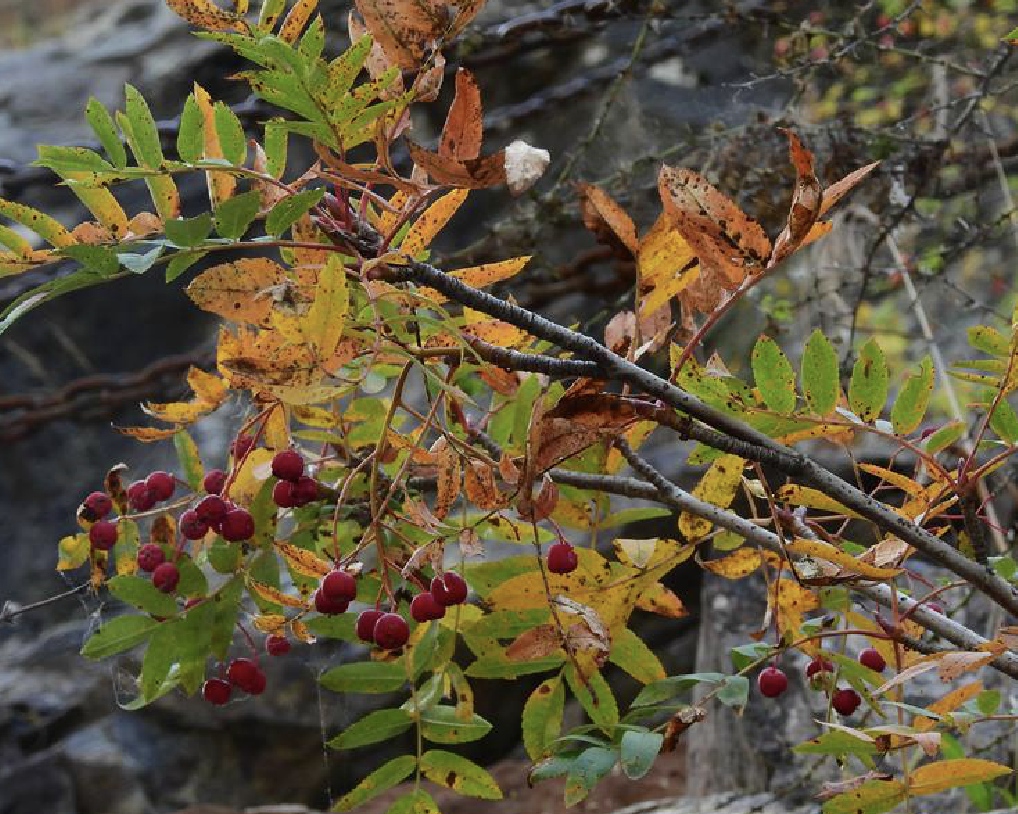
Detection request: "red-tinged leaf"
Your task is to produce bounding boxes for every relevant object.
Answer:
[440,68,483,160]
[770,129,822,267]
[819,161,881,218]
[406,140,507,189]
[506,625,563,662]
[579,183,639,256]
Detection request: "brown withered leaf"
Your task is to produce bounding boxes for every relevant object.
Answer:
[579,183,639,256]
[103,463,131,517]
[531,394,639,474]
[440,69,483,161]
[479,365,520,396]
[459,528,483,557]
[937,650,997,681]
[464,460,507,510]
[498,452,520,487]
[658,166,771,284]
[518,474,558,522]
[818,773,895,801]
[770,129,823,268]
[819,160,881,217]
[353,0,485,69]
[406,140,507,189]
[604,311,635,357]
[506,625,563,662]
[433,442,462,520]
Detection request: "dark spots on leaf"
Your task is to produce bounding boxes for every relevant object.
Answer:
[446,772,458,786]
[537,684,551,695]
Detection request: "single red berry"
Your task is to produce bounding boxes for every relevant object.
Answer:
[547,542,578,574]
[137,543,165,572]
[127,480,156,512]
[203,678,232,706]
[266,635,291,656]
[322,570,357,602]
[441,572,468,605]
[146,471,176,502]
[152,562,180,593]
[89,520,118,551]
[373,613,410,650]
[430,575,450,605]
[246,668,267,695]
[832,688,862,716]
[314,589,349,615]
[227,658,263,693]
[203,469,227,495]
[271,450,304,482]
[195,495,228,526]
[411,592,445,622]
[758,666,788,698]
[356,610,383,643]
[806,657,834,679]
[292,476,319,506]
[179,509,209,541]
[232,435,256,460]
[221,508,255,542]
[82,491,113,520]
[859,648,886,673]
[273,480,296,508]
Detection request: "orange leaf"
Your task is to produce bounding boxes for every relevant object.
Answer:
[440,68,483,161]
[819,161,881,217]
[406,140,507,189]
[770,129,822,267]
[433,442,461,520]
[700,547,762,579]
[187,258,289,327]
[579,184,639,256]
[353,0,485,68]
[248,579,308,609]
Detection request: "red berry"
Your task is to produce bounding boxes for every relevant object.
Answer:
[89,520,118,551]
[411,592,445,622]
[127,480,156,512]
[440,572,468,605]
[203,469,227,495]
[547,542,578,574]
[179,509,209,541]
[832,688,862,716]
[152,562,180,593]
[322,570,357,602]
[758,666,788,698]
[195,495,228,525]
[806,657,834,679]
[232,435,256,460]
[82,491,113,520]
[203,678,232,706]
[314,589,349,615]
[292,476,319,506]
[859,648,886,673]
[271,450,304,482]
[266,635,291,656]
[430,575,450,605]
[227,658,264,694]
[373,613,410,650]
[221,508,255,542]
[272,480,296,508]
[146,471,175,502]
[137,543,165,572]
[356,610,383,643]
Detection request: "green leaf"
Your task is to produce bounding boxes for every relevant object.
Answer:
[306,612,358,641]
[324,35,373,106]
[794,730,880,756]
[177,94,204,163]
[419,750,502,799]
[632,672,726,707]
[59,245,120,277]
[849,338,888,421]
[924,420,965,454]
[174,554,208,598]
[989,400,1018,445]
[214,102,247,166]
[333,755,417,812]
[122,84,164,169]
[141,617,180,701]
[522,675,565,760]
[107,575,178,617]
[467,609,552,638]
[715,675,750,709]
[213,189,261,240]
[210,577,243,660]
[891,355,934,435]
[81,614,160,659]
[298,15,325,63]
[565,747,617,806]
[620,730,663,779]
[977,689,1001,716]
[257,0,286,31]
[565,666,618,732]
[529,756,573,784]
[35,145,113,173]
[165,213,213,247]
[732,643,775,671]
[118,244,164,274]
[801,329,839,416]
[320,660,407,693]
[609,627,666,685]
[822,780,906,814]
[263,119,288,178]
[420,705,493,744]
[166,250,206,283]
[968,325,1009,357]
[173,431,204,490]
[751,335,796,413]
[384,790,439,814]
[464,655,564,679]
[266,187,324,237]
[329,708,413,749]
[86,96,127,168]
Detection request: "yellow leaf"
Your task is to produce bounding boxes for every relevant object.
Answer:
[187,366,229,405]
[784,538,902,579]
[262,405,291,450]
[776,484,863,518]
[914,681,982,732]
[187,258,288,326]
[248,579,308,609]
[290,618,316,644]
[278,0,317,42]
[908,759,1011,796]
[230,447,275,507]
[302,254,349,359]
[253,613,288,633]
[194,83,236,205]
[166,0,249,32]
[771,578,819,640]
[376,190,410,236]
[141,399,216,425]
[116,425,182,442]
[401,189,468,257]
[57,534,90,570]
[277,541,332,578]
[858,464,924,496]
[634,582,687,618]
[0,198,75,248]
[63,172,130,236]
[422,256,531,304]
[637,213,697,315]
[700,547,762,579]
[679,455,744,539]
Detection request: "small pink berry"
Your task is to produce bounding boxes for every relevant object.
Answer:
[220,508,255,542]
[179,509,209,541]
[321,570,357,602]
[137,543,165,572]
[271,450,304,482]
[152,562,180,593]
[82,491,113,520]
[146,471,175,502]
[203,469,227,495]
[89,520,118,551]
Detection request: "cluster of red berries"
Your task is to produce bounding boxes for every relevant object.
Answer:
[270,449,319,509]
[202,657,268,705]
[126,470,177,513]
[758,647,887,715]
